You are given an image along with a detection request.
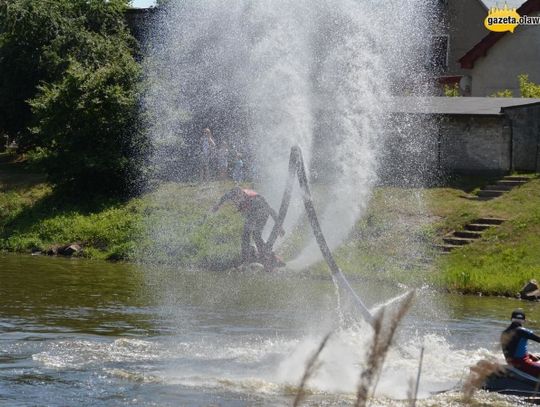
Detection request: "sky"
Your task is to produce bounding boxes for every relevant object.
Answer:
[130,0,527,9]
[131,0,156,8]
[482,0,526,7]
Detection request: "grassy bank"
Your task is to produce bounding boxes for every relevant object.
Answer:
[0,153,241,264]
[1,152,539,296]
[337,175,540,297]
[430,175,540,296]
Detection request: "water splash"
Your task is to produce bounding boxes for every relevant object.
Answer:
[143,0,439,268]
[139,1,450,401]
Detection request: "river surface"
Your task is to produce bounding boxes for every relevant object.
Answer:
[1,252,538,406]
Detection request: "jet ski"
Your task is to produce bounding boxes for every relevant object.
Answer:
[483,363,540,403]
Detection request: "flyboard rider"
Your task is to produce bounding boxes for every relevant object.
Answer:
[501,309,540,376]
[212,186,285,270]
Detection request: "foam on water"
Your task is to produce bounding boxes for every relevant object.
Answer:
[32,338,159,369]
[31,330,505,404]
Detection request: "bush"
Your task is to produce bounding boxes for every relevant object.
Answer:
[519,74,540,98]
[443,83,460,97]
[0,0,147,194]
[490,89,513,98]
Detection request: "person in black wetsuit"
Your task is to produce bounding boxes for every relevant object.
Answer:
[501,308,540,376]
[212,187,284,265]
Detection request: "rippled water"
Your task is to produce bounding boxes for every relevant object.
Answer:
[1,253,538,406]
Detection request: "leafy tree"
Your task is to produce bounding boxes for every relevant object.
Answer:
[0,0,147,194]
[443,83,460,97]
[490,75,540,98]
[490,89,513,98]
[519,74,540,98]
[0,0,63,145]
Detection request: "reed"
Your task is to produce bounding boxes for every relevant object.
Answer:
[462,359,505,402]
[292,331,333,407]
[355,290,415,407]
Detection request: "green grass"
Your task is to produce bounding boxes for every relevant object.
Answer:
[432,174,540,296]
[0,153,243,264]
[2,151,540,296]
[302,174,540,296]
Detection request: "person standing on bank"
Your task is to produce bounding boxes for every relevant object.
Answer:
[200,128,216,182]
[501,309,540,376]
[217,141,229,180]
[232,151,244,184]
[212,187,284,265]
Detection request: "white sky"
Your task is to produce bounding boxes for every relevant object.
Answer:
[131,0,156,8]
[128,0,528,9]
[130,0,526,9]
[482,0,526,7]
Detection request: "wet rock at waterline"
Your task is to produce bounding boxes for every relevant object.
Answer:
[519,279,540,301]
[46,243,82,257]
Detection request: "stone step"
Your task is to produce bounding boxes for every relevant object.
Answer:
[434,244,461,252]
[477,190,504,198]
[496,180,528,187]
[475,217,506,225]
[465,223,495,232]
[484,184,513,191]
[454,230,483,239]
[503,176,530,181]
[443,236,476,246]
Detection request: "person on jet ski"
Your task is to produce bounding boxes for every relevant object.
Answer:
[212,187,285,268]
[501,309,540,376]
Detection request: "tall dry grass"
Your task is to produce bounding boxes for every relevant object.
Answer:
[462,359,505,402]
[355,290,415,407]
[292,332,333,407]
[292,290,415,406]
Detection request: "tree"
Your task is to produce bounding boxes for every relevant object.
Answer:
[0,0,147,194]
[490,89,513,98]
[443,83,460,97]
[519,74,540,98]
[0,0,64,145]
[490,74,540,98]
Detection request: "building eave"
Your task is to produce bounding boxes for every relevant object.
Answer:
[458,0,540,69]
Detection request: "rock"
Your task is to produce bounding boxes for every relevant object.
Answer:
[247,262,265,272]
[46,243,82,256]
[58,244,82,256]
[520,279,540,301]
[46,245,60,256]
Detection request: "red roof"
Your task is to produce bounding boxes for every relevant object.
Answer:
[459,0,540,69]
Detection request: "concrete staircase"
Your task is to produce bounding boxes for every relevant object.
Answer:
[436,217,506,253]
[477,175,530,200]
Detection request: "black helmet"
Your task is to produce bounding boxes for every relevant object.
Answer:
[511,308,526,321]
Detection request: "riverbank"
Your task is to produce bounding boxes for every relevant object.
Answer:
[1,152,539,296]
[0,153,240,264]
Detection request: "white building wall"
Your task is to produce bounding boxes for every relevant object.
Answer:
[470,14,540,96]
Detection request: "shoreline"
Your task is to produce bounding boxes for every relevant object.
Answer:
[1,154,540,297]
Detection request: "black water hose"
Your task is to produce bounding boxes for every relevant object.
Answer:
[266,146,375,326]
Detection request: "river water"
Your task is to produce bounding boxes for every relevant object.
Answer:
[1,252,537,406]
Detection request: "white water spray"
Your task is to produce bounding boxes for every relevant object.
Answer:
[141,1,450,400]
[144,0,437,265]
